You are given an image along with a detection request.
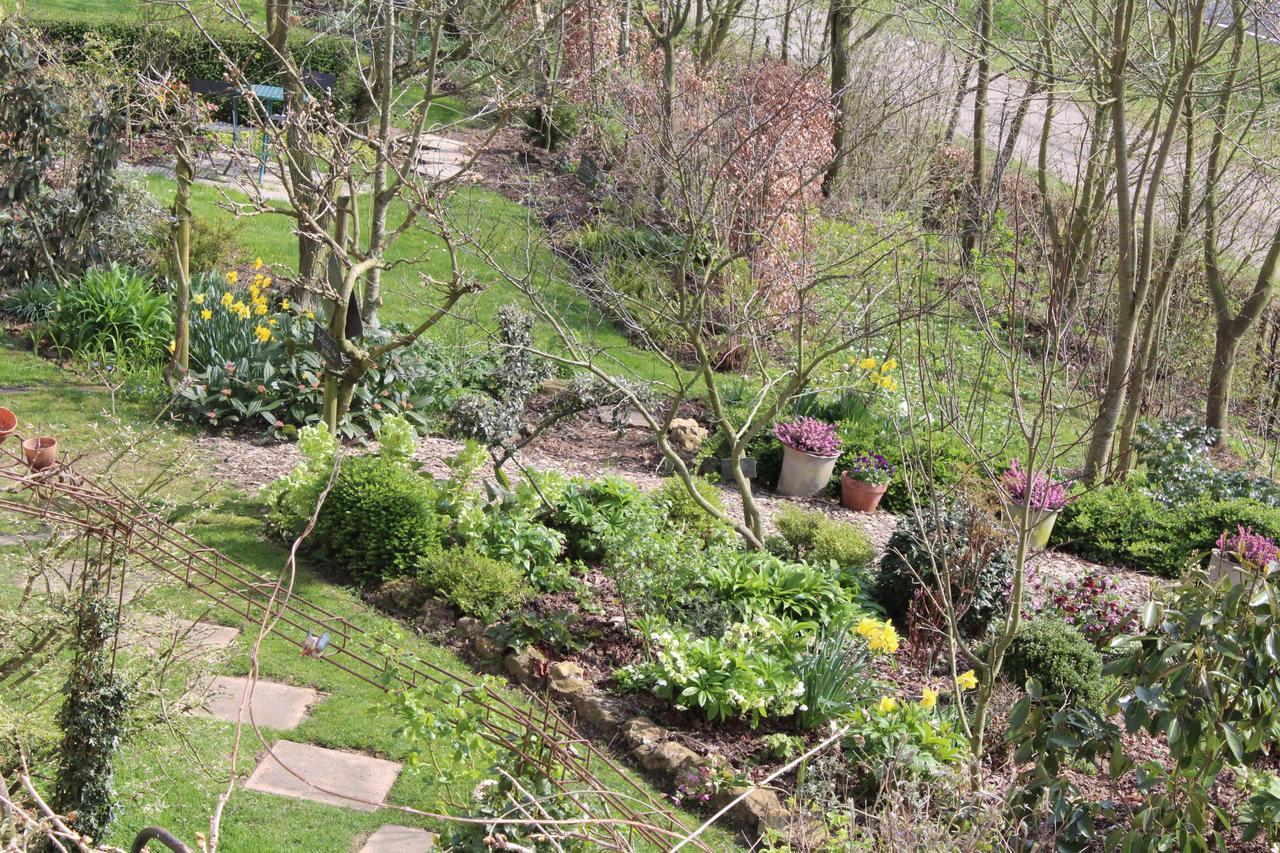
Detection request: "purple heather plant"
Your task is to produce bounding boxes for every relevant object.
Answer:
[1001,458,1072,512]
[774,417,841,457]
[845,452,893,485]
[1217,526,1279,569]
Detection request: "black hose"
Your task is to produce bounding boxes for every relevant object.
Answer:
[130,826,191,853]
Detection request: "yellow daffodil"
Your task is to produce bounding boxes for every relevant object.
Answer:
[192,293,205,306]
[232,301,250,320]
[226,270,239,285]
[956,670,978,691]
[220,291,234,308]
[305,310,315,319]
[882,358,897,371]
[262,276,272,287]
[268,317,278,327]
[876,696,897,714]
[249,284,261,300]
[856,618,879,638]
[880,376,899,393]
[167,340,176,353]
[254,301,268,316]
[281,299,291,310]
[858,356,877,371]
[200,309,212,320]
[920,686,938,710]
[253,257,264,270]
[867,622,899,654]
[254,325,272,343]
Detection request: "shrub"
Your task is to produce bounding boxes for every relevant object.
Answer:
[83,166,167,272]
[875,502,1015,637]
[541,475,643,562]
[616,614,810,726]
[654,476,728,540]
[1039,573,1136,649]
[773,505,875,590]
[314,455,448,584]
[260,423,338,538]
[1,280,58,323]
[419,548,530,623]
[187,213,245,275]
[1135,418,1280,507]
[49,264,172,363]
[1055,481,1179,574]
[1002,617,1104,710]
[705,550,854,626]
[774,416,841,456]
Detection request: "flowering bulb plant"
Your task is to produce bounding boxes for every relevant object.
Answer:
[1001,458,1072,512]
[1217,526,1279,569]
[774,417,841,457]
[845,452,893,485]
[1041,573,1136,648]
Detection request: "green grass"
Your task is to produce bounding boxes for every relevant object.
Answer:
[145,174,675,382]
[5,0,266,22]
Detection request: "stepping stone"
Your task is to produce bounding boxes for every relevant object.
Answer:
[244,740,401,812]
[5,560,148,603]
[132,616,240,652]
[358,825,436,852]
[189,675,320,731]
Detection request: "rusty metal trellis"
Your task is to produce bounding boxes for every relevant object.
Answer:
[0,443,708,851]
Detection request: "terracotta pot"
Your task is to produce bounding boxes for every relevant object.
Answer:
[1004,502,1060,549]
[0,407,15,444]
[22,436,57,471]
[776,445,839,497]
[840,473,888,512]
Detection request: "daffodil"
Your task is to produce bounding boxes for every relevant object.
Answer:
[920,686,938,710]
[220,291,234,308]
[254,325,272,343]
[858,356,877,371]
[867,622,899,654]
[262,276,272,287]
[856,618,879,638]
[200,309,212,320]
[226,270,239,285]
[167,340,176,353]
[249,284,261,300]
[956,670,978,691]
[281,299,291,310]
[876,696,897,714]
[253,257,264,270]
[254,300,268,316]
[192,293,205,306]
[882,358,897,371]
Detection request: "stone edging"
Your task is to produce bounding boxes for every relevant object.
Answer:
[450,616,824,847]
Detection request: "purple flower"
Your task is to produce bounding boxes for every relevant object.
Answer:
[844,452,893,485]
[1217,526,1279,568]
[1002,458,1072,512]
[774,417,841,457]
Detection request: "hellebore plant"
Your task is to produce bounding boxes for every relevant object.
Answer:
[1217,526,1279,569]
[845,452,893,485]
[774,417,841,457]
[1001,458,1072,512]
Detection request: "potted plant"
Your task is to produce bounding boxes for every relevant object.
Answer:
[1000,458,1071,549]
[22,436,57,471]
[774,417,842,497]
[0,407,15,444]
[841,452,893,511]
[1211,526,1278,588]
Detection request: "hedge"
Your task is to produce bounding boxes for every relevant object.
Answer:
[33,16,352,85]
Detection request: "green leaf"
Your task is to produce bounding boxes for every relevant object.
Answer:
[1222,723,1244,763]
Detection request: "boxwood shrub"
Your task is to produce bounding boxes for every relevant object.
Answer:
[315,456,448,584]
[1002,617,1105,710]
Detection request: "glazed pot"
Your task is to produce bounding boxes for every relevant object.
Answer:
[840,472,888,512]
[1004,502,1059,549]
[0,407,15,444]
[22,436,57,471]
[776,445,839,497]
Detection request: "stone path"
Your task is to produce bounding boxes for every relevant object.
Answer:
[125,615,240,653]
[6,559,151,603]
[188,675,320,731]
[358,825,436,852]
[244,740,402,812]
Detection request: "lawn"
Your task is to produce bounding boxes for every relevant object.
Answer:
[0,343,736,851]
[144,175,677,384]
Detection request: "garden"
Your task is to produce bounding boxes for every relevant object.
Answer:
[5,0,1280,851]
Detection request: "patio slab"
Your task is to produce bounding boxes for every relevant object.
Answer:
[189,675,319,731]
[244,740,401,812]
[135,616,240,651]
[357,825,436,852]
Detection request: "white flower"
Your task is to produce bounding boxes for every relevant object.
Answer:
[799,704,808,712]
[897,399,910,417]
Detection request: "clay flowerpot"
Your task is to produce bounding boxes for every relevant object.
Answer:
[0,407,15,444]
[22,436,57,471]
[1004,502,1059,549]
[840,472,888,512]
[776,445,839,497]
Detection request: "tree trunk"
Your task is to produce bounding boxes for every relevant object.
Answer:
[168,134,193,384]
[960,0,992,260]
[822,0,852,195]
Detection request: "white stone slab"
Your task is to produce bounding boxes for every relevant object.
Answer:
[358,825,436,852]
[189,675,319,730]
[136,616,240,651]
[244,740,401,812]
